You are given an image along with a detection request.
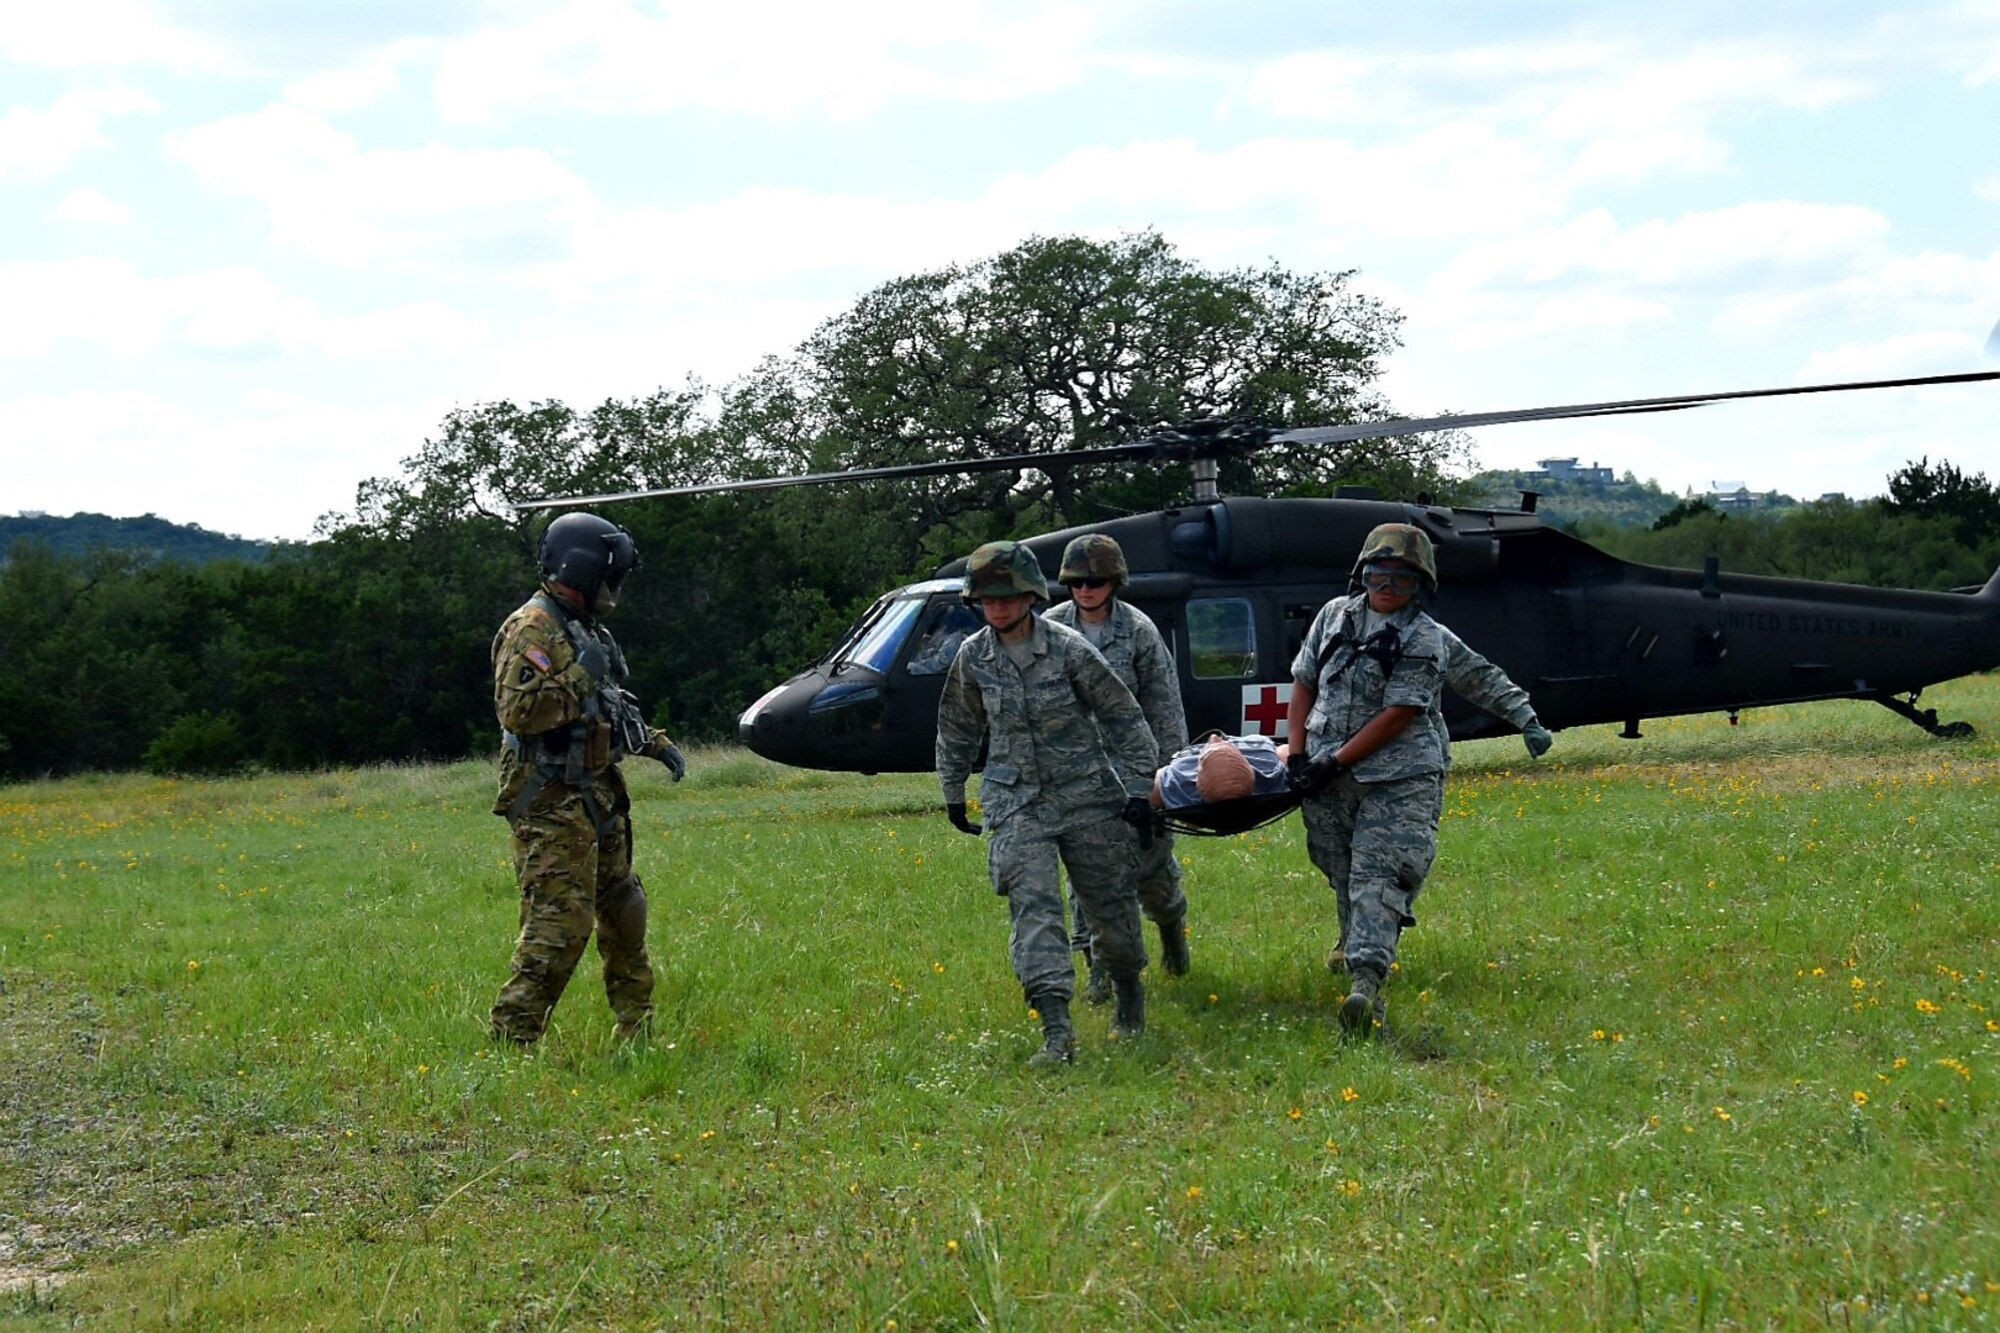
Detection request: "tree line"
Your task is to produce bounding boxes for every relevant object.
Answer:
[3,232,1994,782]
[1581,457,2000,591]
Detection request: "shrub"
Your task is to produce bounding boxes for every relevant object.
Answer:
[144,711,250,776]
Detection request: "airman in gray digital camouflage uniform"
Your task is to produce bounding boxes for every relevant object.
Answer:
[488,513,687,1047]
[1044,533,1191,1003]
[937,540,1159,1067]
[1285,523,1553,1036]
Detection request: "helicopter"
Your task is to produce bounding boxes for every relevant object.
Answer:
[523,370,2000,774]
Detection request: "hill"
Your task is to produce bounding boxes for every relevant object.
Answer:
[0,511,274,564]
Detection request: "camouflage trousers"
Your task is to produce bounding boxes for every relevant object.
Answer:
[1300,770,1445,980]
[1068,827,1183,956]
[490,776,655,1044]
[988,805,1146,1004]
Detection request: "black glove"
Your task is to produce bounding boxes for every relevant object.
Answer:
[1522,722,1553,758]
[575,640,611,683]
[947,802,983,836]
[651,740,686,782]
[1289,751,1344,796]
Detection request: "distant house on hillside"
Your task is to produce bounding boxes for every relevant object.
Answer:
[1533,457,1617,485]
[1703,482,1769,512]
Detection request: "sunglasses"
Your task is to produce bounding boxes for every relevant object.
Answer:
[1360,566,1420,595]
[1067,578,1113,590]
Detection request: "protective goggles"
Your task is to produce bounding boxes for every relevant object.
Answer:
[1065,577,1114,590]
[1359,563,1421,595]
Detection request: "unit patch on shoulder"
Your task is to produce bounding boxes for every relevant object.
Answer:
[524,646,554,673]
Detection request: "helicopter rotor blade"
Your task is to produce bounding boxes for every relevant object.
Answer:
[512,442,1167,510]
[1269,370,2000,447]
[514,369,2000,510]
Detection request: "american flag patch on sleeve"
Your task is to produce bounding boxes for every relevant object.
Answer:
[525,646,553,673]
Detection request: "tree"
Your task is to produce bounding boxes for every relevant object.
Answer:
[331,387,713,550]
[1652,497,1718,531]
[741,230,1451,552]
[1883,456,2000,544]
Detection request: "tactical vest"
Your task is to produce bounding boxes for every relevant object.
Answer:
[501,592,631,833]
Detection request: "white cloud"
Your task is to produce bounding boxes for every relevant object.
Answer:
[1536,47,1862,138]
[518,128,1570,304]
[1433,203,1891,301]
[1956,0,2000,85]
[0,389,434,538]
[1978,172,2000,201]
[284,48,408,113]
[0,257,489,358]
[170,104,593,268]
[1243,37,1866,193]
[1800,331,1993,381]
[430,0,1116,124]
[0,0,225,71]
[0,86,156,182]
[1242,41,1615,126]
[48,186,131,226]
[1245,37,1864,129]
[1721,248,2000,334]
[985,127,1565,242]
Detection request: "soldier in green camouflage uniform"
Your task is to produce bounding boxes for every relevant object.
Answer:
[1285,523,1552,1036]
[936,540,1160,1067]
[489,513,687,1047]
[1044,534,1191,1000]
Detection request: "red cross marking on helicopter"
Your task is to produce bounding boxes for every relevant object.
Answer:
[1242,684,1290,737]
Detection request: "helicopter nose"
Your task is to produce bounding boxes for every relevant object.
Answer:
[738,679,815,765]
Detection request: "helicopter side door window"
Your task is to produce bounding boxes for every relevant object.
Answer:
[906,600,984,676]
[1281,600,1320,668]
[1187,597,1257,679]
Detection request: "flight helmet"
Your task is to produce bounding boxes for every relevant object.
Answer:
[540,512,639,600]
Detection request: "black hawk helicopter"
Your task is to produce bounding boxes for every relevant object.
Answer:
[523,371,2000,773]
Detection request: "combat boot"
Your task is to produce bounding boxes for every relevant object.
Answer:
[614,1015,652,1044]
[1110,974,1146,1041]
[1027,998,1077,1069]
[1158,915,1191,977]
[1339,968,1383,1038]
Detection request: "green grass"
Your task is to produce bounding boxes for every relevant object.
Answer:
[3,682,1997,1328]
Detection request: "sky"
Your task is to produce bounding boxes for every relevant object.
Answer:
[2,1,1998,542]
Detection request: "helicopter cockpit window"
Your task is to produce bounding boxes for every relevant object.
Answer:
[906,601,983,676]
[1187,598,1257,679]
[838,597,925,675]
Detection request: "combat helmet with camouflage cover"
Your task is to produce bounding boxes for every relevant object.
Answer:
[1058,533,1129,588]
[962,540,1049,604]
[1350,522,1438,591]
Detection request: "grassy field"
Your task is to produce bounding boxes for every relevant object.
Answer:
[3,680,1997,1329]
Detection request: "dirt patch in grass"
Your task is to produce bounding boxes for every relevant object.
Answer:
[0,1264,69,1297]
[0,975,442,1282]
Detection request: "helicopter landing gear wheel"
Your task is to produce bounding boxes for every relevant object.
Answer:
[1867,690,1976,740]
